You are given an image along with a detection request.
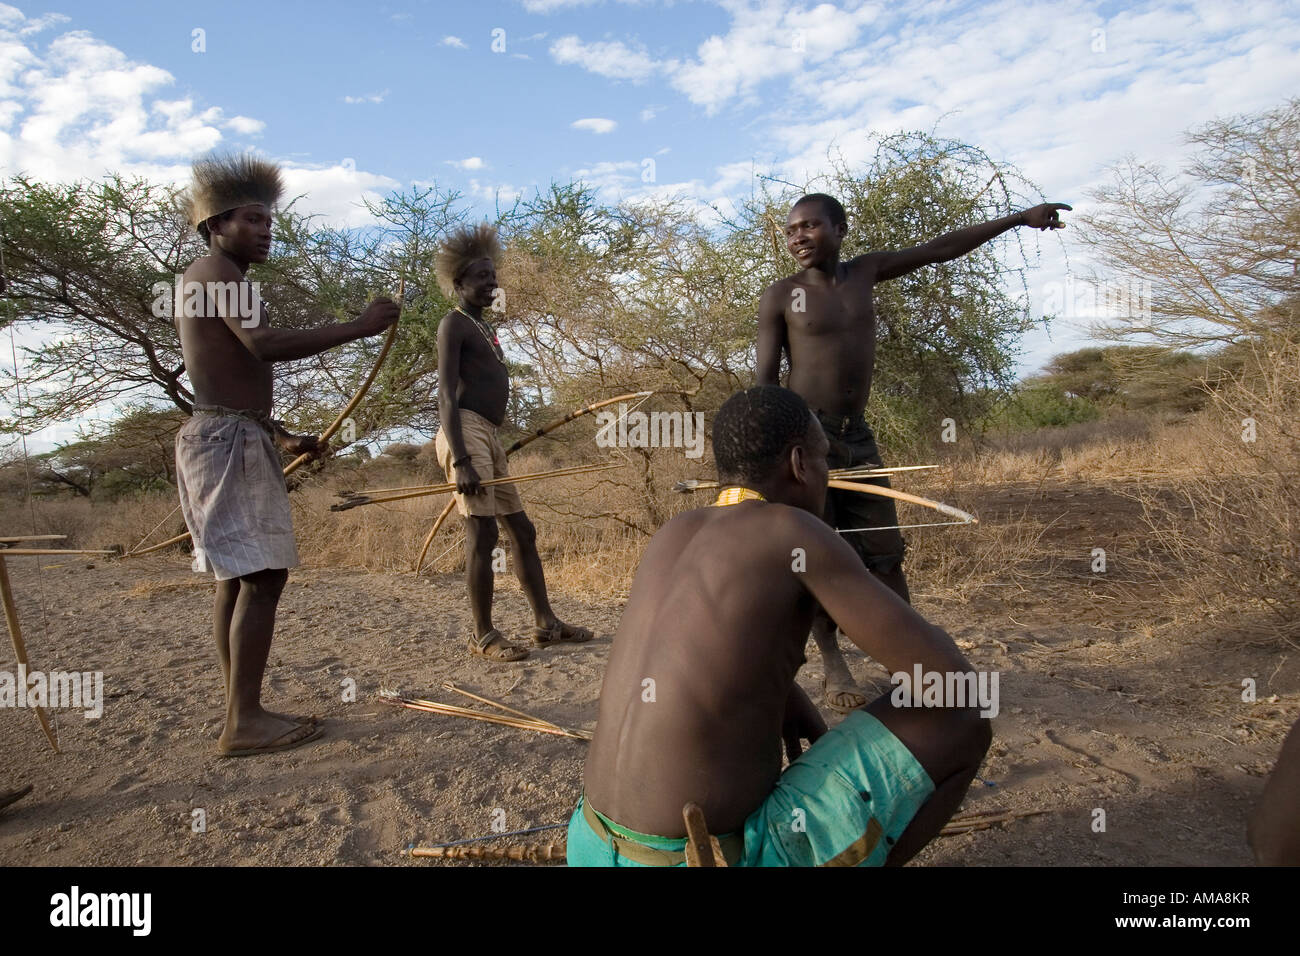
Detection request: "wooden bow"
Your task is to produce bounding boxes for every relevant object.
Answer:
[825,478,978,531]
[332,461,619,511]
[411,389,654,574]
[125,280,404,558]
[282,279,403,474]
[0,535,102,749]
[674,470,977,532]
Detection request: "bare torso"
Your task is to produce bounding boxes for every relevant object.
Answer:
[768,259,882,419]
[175,256,273,413]
[444,310,510,426]
[583,501,818,836]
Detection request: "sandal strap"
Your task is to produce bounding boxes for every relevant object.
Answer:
[471,628,505,651]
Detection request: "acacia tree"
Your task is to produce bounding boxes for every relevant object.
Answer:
[1077,97,1300,349]
[0,174,195,420]
[704,131,1052,452]
[0,175,464,457]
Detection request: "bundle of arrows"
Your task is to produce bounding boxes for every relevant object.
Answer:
[378,683,591,741]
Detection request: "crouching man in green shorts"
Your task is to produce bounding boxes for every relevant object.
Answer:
[569,385,991,866]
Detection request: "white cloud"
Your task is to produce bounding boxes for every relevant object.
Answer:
[225,115,264,136]
[639,104,663,122]
[572,158,641,191]
[441,35,467,49]
[342,90,388,104]
[521,0,600,12]
[550,35,663,82]
[0,26,226,180]
[282,163,402,228]
[571,116,617,134]
[0,9,398,229]
[447,156,486,170]
[467,177,524,205]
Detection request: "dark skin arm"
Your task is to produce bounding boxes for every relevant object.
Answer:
[869,202,1071,282]
[436,311,482,496]
[196,255,397,363]
[794,511,974,680]
[269,421,324,459]
[782,682,827,762]
[756,283,788,387]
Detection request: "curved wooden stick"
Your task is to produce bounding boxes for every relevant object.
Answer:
[126,280,405,559]
[826,478,978,526]
[283,278,404,475]
[674,464,941,493]
[333,462,618,511]
[412,498,457,573]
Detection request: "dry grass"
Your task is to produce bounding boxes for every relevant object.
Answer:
[4,352,1296,644]
[1121,340,1300,646]
[945,414,1209,487]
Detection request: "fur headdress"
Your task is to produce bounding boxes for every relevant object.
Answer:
[435,223,502,295]
[183,154,284,231]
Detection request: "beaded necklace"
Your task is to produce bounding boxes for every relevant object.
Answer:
[456,306,505,364]
[712,487,766,506]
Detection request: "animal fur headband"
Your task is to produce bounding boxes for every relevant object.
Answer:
[184,154,284,230]
[435,223,502,295]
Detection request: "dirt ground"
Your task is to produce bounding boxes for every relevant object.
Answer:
[0,480,1293,866]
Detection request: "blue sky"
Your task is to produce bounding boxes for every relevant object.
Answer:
[4,0,1300,446]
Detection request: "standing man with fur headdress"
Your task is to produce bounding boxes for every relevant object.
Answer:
[176,154,399,756]
[434,224,593,662]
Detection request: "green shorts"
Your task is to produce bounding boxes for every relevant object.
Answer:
[567,710,935,867]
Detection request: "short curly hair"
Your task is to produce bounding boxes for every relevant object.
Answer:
[712,386,815,486]
[792,193,846,228]
[435,223,502,296]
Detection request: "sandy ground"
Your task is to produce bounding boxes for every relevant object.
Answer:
[0,482,1294,866]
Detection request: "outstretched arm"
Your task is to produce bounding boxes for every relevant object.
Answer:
[756,285,787,386]
[196,257,398,361]
[868,202,1071,283]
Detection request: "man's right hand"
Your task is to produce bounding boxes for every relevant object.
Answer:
[356,297,401,336]
[455,460,483,496]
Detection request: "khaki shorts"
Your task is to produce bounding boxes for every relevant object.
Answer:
[434,409,524,517]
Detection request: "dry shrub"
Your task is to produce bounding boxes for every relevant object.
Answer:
[0,496,103,549]
[896,491,1062,602]
[290,443,706,593]
[1127,339,1300,644]
[949,413,1208,487]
